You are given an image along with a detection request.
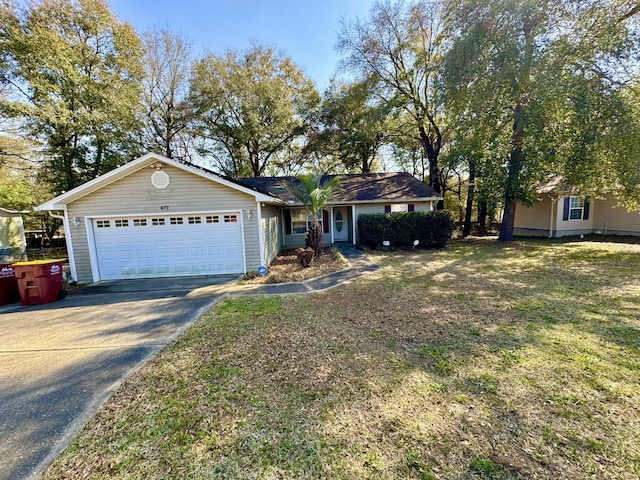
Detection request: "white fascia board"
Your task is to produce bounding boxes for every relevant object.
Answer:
[36,153,282,211]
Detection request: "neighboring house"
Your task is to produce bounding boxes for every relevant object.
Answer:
[0,206,28,263]
[514,177,640,238]
[37,153,442,283]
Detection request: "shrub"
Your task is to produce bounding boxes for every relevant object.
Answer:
[357,211,455,249]
[296,247,315,268]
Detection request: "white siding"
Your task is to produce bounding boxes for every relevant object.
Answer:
[355,202,433,216]
[555,196,593,235]
[261,205,282,266]
[67,165,262,283]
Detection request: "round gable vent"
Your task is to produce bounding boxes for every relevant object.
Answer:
[151,170,171,190]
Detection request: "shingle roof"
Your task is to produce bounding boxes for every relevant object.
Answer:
[536,177,581,195]
[235,172,442,205]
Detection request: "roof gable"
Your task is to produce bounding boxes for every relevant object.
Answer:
[36,153,280,211]
[236,172,442,205]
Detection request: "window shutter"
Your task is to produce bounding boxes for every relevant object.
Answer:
[384,205,391,213]
[323,210,329,234]
[408,204,415,212]
[583,199,590,220]
[284,209,291,235]
[562,197,570,221]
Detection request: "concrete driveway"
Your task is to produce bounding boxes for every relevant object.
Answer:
[0,275,238,480]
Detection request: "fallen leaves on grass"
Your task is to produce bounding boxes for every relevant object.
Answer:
[43,238,640,480]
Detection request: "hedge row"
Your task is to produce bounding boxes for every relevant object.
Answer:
[357,211,455,249]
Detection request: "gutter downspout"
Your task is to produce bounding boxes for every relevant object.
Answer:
[49,209,78,282]
[256,201,265,268]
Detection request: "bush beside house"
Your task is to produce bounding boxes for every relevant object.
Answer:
[358,211,455,249]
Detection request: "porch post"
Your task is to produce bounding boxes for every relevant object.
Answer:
[549,195,558,238]
[351,205,356,245]
[330,207,334,243]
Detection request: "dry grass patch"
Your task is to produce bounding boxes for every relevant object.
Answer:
[43,238,640,479]
[241,247,348,284]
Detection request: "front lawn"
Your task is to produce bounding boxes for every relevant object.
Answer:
[43,238,640,479]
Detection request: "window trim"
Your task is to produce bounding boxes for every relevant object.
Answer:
[569,197,584,220]
[289,208,323,235]
[563,196,590,222]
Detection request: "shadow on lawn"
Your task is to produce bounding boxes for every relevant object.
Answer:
[43,239,640,480]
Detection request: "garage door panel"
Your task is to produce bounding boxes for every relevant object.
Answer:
[93,213,245,279]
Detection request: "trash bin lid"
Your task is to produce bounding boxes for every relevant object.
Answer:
[12,259,67,266]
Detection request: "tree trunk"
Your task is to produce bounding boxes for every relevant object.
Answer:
[499,20,534,242]
[93,141,103,178]
[462,158,476,237]
[418,124,444,210]
[477,200,487,236]
[498,103,525,242]
[499,194,517,241]
[305,220,323,257]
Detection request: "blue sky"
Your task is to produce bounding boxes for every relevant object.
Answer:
[108,0,377,91]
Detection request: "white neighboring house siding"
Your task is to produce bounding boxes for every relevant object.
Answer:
[554,195,593,237]
[67,165,262,283]
[514,198,555,237]
[515,193,640,238]
[593,194,640,235]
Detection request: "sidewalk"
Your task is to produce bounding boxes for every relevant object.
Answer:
[229,244,380,296]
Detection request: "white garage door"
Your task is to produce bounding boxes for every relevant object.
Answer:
[92,213,244,280]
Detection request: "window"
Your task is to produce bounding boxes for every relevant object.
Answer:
[133,218,147,227]
[385,204,415,213]
[290,208,322,234]
[569,197,584,220]
[206,215,219,223]
[563,196,590,221]
[224,214,238,223]
[188,216,202,224]
[96,220,110,228]
[152,218,166,226]
[170,217,184,225]
[114,219,129,228]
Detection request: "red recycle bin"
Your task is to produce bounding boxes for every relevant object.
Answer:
[12,259,65,306]
[0,264,19,305]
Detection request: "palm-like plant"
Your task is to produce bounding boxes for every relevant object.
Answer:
[288,173,342,257]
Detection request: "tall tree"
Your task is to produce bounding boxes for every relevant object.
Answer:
[444,0,640,241]
[190,43,319,177]
[338,0,448,203]
[141,27,194,161]
[0,0,144,193]
[306,77,390,173]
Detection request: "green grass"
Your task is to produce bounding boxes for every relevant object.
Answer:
[43,238,640,479]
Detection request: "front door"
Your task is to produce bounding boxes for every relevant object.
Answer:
[333,207,349,242]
